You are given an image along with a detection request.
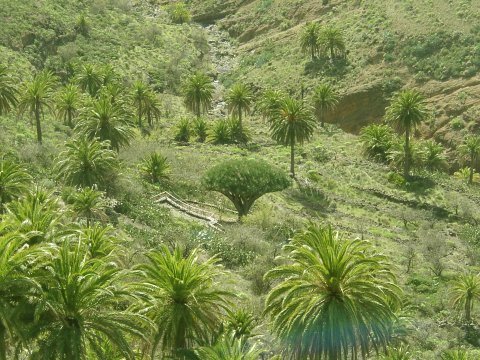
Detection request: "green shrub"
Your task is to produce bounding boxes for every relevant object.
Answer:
[193,117,208,142]
[174,118,191,143]
[168,3,191,24]
[209,119,231,144]
[228,117,250,144]
[139,152,170,184]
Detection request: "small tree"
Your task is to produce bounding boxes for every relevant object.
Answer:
[386,89,428,179]
[183,72,214,119]
[312,83,338,127]
[459,135,480,184]
[269,97,316,177]
[318,26,346,61]
[203,158,291,219]
[0,65,18,115]
[300,22,321,61]
[451,273,480,323]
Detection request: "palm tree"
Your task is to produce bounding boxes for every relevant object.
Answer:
[56,84,80,128]
[386,89,428,178]
[359,124,395,163]
[144,90,161,127]
[224,308,257,340]
[56,138,118,189]
[264,225,401,360]
[76,95,135,151]
[227,83,253,138]
[78,224,116,259]
[30,239,149,360]
[194,335,261,360]
[0,158,32,212]
[422,139,447,172]
[135,246,233,358]
[139,152,170,184]
[269,97,316,177]
[312,83,338,127]
[75,63,103,97]
[300,22,321,61]
[18,70,57,144]
[318,26,346,61]
[132,80,149,128]
[183,73,214,119]
[2,188,63,245]
[70,187,108,227]
[451,272,480,323]
[441,349,471,360]
[0,65,18,115]
[459,135,480,184]
[0,231,45,360]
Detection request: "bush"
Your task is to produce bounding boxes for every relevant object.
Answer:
[139,152,170,184]
[228,117,250,144]
[174,118,191,143]
[168,3,191,24]
[209,119,231,144]
[193,117,208,142]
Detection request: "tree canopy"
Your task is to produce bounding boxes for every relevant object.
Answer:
[203,158,291,218]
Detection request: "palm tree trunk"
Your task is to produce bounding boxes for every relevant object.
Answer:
[465,296,472,323]
[35,101,42,144]
[0,323,6,360]
[404,127,410,179]
[330,43,334,61]
[469,152,475,184]
[68,110,73,128]
[311,46,315,61]
[238,107,243,137]
[196,101,201,120]
[138,103,142,128]
[290,137,295,178]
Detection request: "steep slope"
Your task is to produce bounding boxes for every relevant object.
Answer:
[191,0,480,145]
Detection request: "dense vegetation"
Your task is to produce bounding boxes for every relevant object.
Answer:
[1,0,480,359]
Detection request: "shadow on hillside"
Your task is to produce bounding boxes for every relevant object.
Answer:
[403,175,436,196]
[287,179,334,216]
[304,57,350,77]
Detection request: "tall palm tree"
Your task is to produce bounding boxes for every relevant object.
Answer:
[451,273,480,323]
[312,83,338,127]
[386,89,428,178]
[264,225,401,360]
[135,246,233,358]
[75,63,103,97]
[56,84,80,128]
[0,158,32,212]
[459,135,480,184]
[300,22,321,61]
[76,95,135,151]
[144,90,161,127]
[269,97,316,177]
[132,80,149,128]
[227,83,253,137]
[0,65,18,115]
[0,231,45,360]
[18,71,57,144]
[30,239,149,360]
[55,138,118,189]
[183,73,214,119]
[318,26,346,61]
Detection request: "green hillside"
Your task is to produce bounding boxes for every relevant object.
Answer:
[1,0,480,359]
